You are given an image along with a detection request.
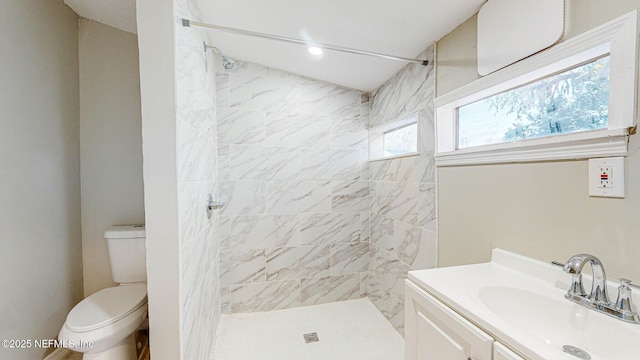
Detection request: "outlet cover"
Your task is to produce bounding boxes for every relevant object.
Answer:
[588,157,625,198]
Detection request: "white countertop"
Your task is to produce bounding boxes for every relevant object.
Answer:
[407,249,640,360]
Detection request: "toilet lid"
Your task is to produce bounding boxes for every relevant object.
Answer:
[66,284,147,332]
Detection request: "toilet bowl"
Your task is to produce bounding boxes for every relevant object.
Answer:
[59,225,147,359]
[59,284,147,359]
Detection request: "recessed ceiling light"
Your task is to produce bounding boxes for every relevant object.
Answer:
[308,46,323,55]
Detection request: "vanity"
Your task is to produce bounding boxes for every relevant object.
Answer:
[404,249,640,360]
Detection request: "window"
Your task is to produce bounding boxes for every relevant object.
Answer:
[435,11,638,166]
[383,122,418,156]
[370,112,418,160]
[458,56,610,149]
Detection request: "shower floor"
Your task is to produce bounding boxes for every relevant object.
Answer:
[211,298,404,360]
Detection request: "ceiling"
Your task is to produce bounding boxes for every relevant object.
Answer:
[64,0,137,34]
[64,0,485,91]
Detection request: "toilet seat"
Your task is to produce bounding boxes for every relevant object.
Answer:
[66,284,147,332]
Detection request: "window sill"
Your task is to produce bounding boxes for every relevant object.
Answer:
[369,152,420,162]
[435,129,630,166]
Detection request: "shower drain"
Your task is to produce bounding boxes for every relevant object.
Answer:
[303,332,319,343]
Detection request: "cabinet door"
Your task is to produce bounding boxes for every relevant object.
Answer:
[405,281,493,360]
[494,342,525,360]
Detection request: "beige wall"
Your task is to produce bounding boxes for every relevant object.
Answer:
[0,1,83,359]
[437,0,640,282]
[79,18,144,297]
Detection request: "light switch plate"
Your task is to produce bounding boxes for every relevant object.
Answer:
[589,157,625,198]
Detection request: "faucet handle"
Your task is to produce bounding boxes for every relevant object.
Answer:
[615,278,637,315]
[567,273,587,298]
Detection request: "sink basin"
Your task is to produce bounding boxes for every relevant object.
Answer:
[476,285,640,358]
[477,286,577,334]
[408,249,640,360]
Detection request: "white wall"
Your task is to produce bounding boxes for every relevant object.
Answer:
[436,0,640,282]
[136,0,181,358]
[78,18,144,297]
[0,1,83,359]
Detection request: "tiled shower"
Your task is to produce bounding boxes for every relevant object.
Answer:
[216,61,371,313]
[174,0,437,353]
[214,46,437,335]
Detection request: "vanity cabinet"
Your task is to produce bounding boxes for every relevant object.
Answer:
[405,281,526,360]
[494,342,525,360]
[405,281,493,360]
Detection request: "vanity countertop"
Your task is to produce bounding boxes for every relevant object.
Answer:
[408,249,640,360]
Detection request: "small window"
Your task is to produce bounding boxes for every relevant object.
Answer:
[458,56,610,149]
[370,112,418,161]
[383,122,418,156]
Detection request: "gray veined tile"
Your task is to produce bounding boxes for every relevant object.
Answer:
[300,148,366,180]
[178,181,213,246]
[218,144,230,180]
[264,112,331,149]
[369,156,421,182]
[330,115,369,150]
[419,183,436,230]
[368,275,391,318]
[216,73,229,108]
[218,216,231,249]
[299,212,360,245]
[418,151,436,183]
[265,245,330,281]
[217,108,266,145]
[220,249,266,286]
[299,274,361,306]
[394,220,422,267]
[418,106,436,154]
[181,224,213,307]
[371,244,411,299]
[330,242,369,275]
[360,212,370,243]
[228,62,300,113]
[229,145,300,180]
[360,272,369,297]
[219,180,266,215]
[370,213,394,252]
[266,180,331,214]
[331,180,370,212]
[370,181,419,225]
[177,119,217,183]
[229,280,300,313]
[298,80,361,117]
[388,292,405,336]
[225,214,299,251]
[409,229,437,270]
[220,286,231,314]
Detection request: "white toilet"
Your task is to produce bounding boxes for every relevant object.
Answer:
[59,225,148,360]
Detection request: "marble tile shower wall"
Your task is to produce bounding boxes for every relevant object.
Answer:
[175,0,220,358]
[216,60,370,313]
[368,45,437,335]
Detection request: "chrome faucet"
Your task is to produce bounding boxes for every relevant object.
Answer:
[559,253,639,324]
[563,254,609,304]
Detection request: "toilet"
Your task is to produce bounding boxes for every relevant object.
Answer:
[59,225,147,360]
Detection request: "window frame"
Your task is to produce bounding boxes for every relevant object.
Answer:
[370,111,419,161]
[435,11,639,166]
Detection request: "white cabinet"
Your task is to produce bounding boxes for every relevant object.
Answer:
[405,281,494,360]
[493,342,525,360]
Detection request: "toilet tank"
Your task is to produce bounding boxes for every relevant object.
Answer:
[104,225,147,284]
